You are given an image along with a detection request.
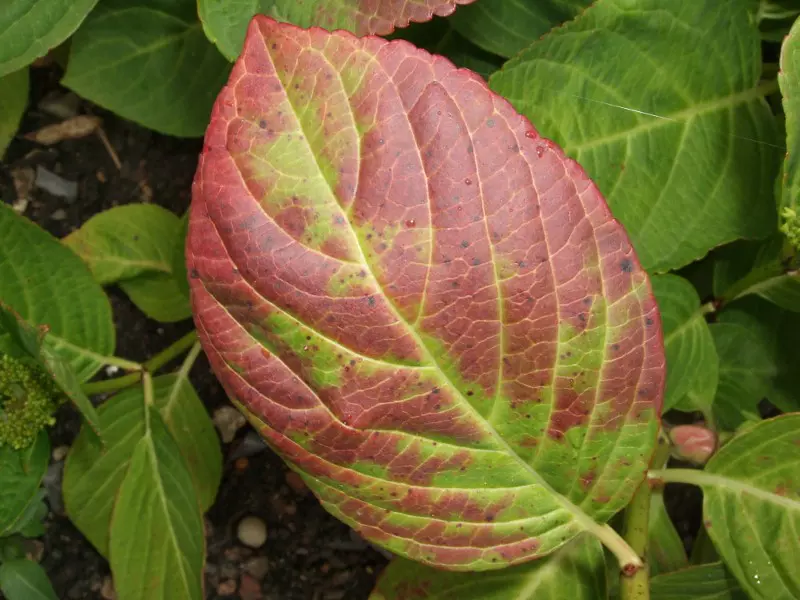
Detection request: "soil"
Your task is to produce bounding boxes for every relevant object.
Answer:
[1,65,702,600]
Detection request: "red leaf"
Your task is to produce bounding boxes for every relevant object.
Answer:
[188,16,665,570]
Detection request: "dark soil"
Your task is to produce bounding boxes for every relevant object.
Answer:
[1,65,385,600]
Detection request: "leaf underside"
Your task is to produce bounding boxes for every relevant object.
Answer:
[188,16,664,570]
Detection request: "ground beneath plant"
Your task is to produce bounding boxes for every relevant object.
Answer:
[0,65,701,600]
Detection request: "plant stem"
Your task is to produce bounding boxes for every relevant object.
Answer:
[81,330,198,396]
[619,436,672,600]
[142,371,154,408]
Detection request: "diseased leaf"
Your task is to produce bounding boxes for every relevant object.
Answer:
[650,562,746,600]
[109,407,204,600]
[0,0,99,78]
[188,17,664,569]
[0,202,115,382]
[691,415,800,599]
[489,0,779,273]
[0,432,48,536]
[450,0,592,58]
[0,68,27,158]
[198,0,477,60]
[64,374,221,556]
[369,535,606,599]
[651,275,716,412]
[62,0,230,137]
[0,559,58,600]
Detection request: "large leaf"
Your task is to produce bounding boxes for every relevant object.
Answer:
[62,0,230,137]
[0,432,48,536]
[0,68,27,158]
[369,535,606,599]
[198,0,477,60]
[450,0,592,58]
[650,563,746,600]
[188,16,665,569]
[0,0,99,78]
[651,275,716,412]
[489,0,779,273]
[780,13,800,243]
[0,203,114,382]
[63,374,221,556]
[669,416,800,599]
[0,559,58,600]
[109,406,204,600]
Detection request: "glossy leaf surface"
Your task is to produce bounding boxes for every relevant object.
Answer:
[198,0,477,60]
[489,0,779,273]
[369,535,606,599]
[188,17,664,569]
[0,68,27,158]
[698,415,800,599]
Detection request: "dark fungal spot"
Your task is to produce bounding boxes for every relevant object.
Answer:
[612,344,620,351]
[646,317,654,326]
[190,269,199,279]
[472,258,481,266]
[259,119,267,129]
[620,259,633,273]
[487,119,496,128]
[467,390,474,396]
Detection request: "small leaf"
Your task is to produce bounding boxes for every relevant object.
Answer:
[648,493,687,576]
[695,415,800,599]
[709,322,776,429]
[109,407,204,600]
[450,0,592,58]
[118,273,191,323]
[64,204,183,285]
[651,275,717,412]
[0,559,58,600]
[64,374,222,556]
[0,202,115,382]
[62,0,230,137]
[189,16,664,569]
[0,68,28,158]
[489,0,779,273]
[10,490,48,538]
[198,0,477,60]
[650,562,746,600]
[0,432,48,536]
[0,0,99,77]
[369,535,606,599]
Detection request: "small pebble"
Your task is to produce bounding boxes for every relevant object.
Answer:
[284,471,308,495]
[100,576,115,600]
[237,516,268,548]
[52,445,69,462]
[243,556,269,580]
[213,405,247,443]
[217,579,237,595]
[51,208,68,220]
[239,574,262,600]
[235,457,249,472]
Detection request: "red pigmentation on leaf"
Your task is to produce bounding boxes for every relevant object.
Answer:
[188,16,665,570]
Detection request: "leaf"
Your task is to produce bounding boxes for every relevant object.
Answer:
[651,275,716,412]
[489,0,780,273]
[0,559,58,600]
[63,374,221,556]
[10,490,48,538]
[188,16,665,569]
[61,0,231,137]
[450,0,592,58]
[780,14,800,222]
[0,202,115,382]
[647,492,687,576]
[0,432,48,536]
[0,0,99,77]
[172,212,190,299]
[650,562,746,600]
[369,535,606,599]
[709,322,776,429]
[63,204,192,322]
[691,415,800,599]
[198,0,477,60]
[109,406,204,600]
[0,68,27,158]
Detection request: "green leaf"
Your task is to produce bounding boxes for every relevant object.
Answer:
[648,492,687,576]
[62,0,230,137]
[0,559,58,600]
[0,203,115,382]
[64,204,191,322]
[779,13,800,244]
[489,0,779,273]
[0,68,27,158]
[109,406,204,600]
[651,275,717,412]
[650,562,746,600]
[171,212,190,299]
[687,415,800,599]
[10,490,48,538]
[63,374,221,556]
[0,0,99,78]
[0,432,48,536]
[708,322,776,429]
[369,535,606,599]
[450,0,591,58]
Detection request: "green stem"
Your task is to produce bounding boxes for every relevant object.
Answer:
[81,330,198,396]
[142,371,154,408]
[619,436,671,599]
[717,259,789,308]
